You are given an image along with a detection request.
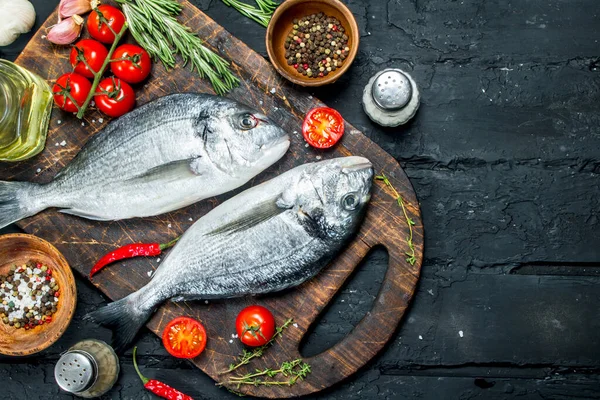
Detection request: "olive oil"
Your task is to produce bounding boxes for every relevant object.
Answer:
[0,59,52,161]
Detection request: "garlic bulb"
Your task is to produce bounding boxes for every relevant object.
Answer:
[0,0,36,47]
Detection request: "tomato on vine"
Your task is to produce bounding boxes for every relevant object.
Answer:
[94,77,135,118]
[52,73,92,113]
[87,5,126,44]
[69,39,108,78]
[110,44,152,84]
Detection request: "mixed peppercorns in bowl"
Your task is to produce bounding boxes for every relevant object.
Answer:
[266,0,360,86]
[0,233,76,356]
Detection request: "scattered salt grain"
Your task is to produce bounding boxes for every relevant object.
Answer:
[259,100,263,105]
[316,156,322,160]
[57,120,62,124]
[36,168,41,173]
[156,258,161,263]
[418,335,423,340]
[293,323,298,328]
[98,118,104,123]
[188,218,193,221]
[60,140,67,147]
[270,88,276,94]
[231,333,236,338]
[167,223,172,228]
[55,143,59,146]
[229,339,233,343]
[92,120,96,123]
[459,330,464,338]
[427,289,434,296]
[41,35,46,39]
[147,270,153,277]
[90,100,95,107]
[204,300,209,304]
[305,143,309,148]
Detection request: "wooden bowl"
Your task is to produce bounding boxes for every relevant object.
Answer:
[0,234,76,356]
[266,0,360,87]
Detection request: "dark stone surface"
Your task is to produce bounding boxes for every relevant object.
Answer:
[1,0,599,399]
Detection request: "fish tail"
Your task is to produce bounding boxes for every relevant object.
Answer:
[0,180,45,229]
[84,291,155,353]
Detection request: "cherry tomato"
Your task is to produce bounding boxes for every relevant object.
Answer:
[302,107,345,149]
[162,317,207,359]
[52,73,92,113]
[235,305,275,347]
[87,5,126,44]
[110,44,152,84]
[94,77,135,118]
[69,39,108,78]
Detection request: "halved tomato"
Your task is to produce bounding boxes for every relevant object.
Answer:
[302,107,345,149]
[162,317,207,359]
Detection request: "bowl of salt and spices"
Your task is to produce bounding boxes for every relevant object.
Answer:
[0,233,76,356]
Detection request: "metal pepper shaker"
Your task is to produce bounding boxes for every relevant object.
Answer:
[54,339,120,398]
[362,68,420,127]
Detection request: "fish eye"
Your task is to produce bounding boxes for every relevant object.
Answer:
[342,193,359,211]
[239,113,258,130]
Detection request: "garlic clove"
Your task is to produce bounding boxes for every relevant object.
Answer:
[47,14,84,45]
[59,0,100,19]
[0,0,36,47]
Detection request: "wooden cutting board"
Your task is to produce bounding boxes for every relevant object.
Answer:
[1,1,423,397]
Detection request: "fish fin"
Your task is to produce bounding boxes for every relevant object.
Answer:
[125,157,206,184]
[0,181,44,229]
[207,198,290,236]
[84,293,154,354]
[59,208,114,221]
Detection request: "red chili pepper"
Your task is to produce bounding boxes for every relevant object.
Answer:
[133,346,194,400]
[89,237,180,278]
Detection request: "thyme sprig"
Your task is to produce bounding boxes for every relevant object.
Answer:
[219,359,311,388]
[222,318,293,374]
[220,0,279,27]
[114,0,239,95]
[375,173,417,265]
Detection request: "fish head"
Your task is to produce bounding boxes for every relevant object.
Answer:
[293,156,373,241]
[204,99,290,176]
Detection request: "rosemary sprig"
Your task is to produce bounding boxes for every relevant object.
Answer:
[222,318,293,374]
[219,359,311,388]
[220,0,279,28]
[375,173,417,265]
[114,0,239,95]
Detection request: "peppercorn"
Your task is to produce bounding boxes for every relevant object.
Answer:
[284,12,350,79]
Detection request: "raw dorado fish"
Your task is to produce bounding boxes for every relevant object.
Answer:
[0,93,290,228]
[86,156,374,352]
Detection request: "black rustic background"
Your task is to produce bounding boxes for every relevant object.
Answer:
[1,0,600,399]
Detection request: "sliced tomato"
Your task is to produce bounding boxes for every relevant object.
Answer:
[235,305,275,347]
[162,317,207,359]
[302,107,345,149]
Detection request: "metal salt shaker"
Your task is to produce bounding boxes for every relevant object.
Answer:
[54,339,120,398]
[362,68,420,127]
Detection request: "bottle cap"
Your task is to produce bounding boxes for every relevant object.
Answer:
[54,350,98,393]
[363,68,420,127]
[371,69,412,110]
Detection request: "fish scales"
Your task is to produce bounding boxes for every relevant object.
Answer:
[85,157,374,352]
[0,93,290,227]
